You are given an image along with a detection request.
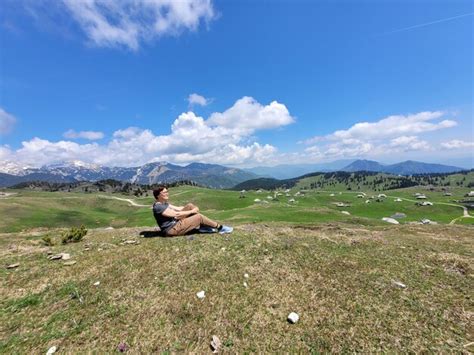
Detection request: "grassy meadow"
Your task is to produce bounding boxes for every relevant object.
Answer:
[0,184,472,233]
[1,185,473,352]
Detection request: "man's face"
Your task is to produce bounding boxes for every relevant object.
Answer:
[160,189,169,200]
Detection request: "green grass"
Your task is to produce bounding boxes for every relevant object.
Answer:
[0,185,472,233]
[0,224,472,352]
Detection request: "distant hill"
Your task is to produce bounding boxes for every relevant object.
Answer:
[341,159,386,172]
[0,161,257,189]
[382,160,465,175]
[341,159,464,175]
[232,170,474,191]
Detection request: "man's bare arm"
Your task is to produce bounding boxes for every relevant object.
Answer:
[161,206,198,219]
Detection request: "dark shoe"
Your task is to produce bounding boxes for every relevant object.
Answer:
[198,226,218,234]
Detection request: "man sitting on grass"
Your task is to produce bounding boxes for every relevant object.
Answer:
[152,186,233,237]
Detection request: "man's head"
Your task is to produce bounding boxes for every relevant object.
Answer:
[153,186,169,202]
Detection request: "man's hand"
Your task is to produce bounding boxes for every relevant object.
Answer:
[192,207,199,213]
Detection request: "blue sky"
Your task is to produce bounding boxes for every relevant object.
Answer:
[0,0,472,168]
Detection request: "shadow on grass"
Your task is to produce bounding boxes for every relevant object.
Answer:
[139,230,166,238]
[139,227,218,238]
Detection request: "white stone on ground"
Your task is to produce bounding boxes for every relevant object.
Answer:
[93,281,100,286]
[287,312,299,324]
[382,217,399,224]
[196,290,205,299]
[244,273,249,278]
[341,211,350,215]
[46,346,57,354]
[243,282,248,288]
[61,253,71,260]
[7,263,19,269]
[392,280,407,288]
[210,335,221,353]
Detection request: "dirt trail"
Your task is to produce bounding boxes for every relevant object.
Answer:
[98,195,150,208]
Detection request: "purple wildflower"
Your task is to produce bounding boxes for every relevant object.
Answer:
[117,342,128,352]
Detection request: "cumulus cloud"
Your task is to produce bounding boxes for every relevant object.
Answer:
[302,111,455,159]
[62,0,215,50]
[188,93,210,106]
[304,111,456,145]
[2,97,292,167]
[330,111,456,140]
[208,96,294,134]
[14,138,102,167]
[63,129,104,140]
[0,108,17,135]
[441,140,474,149]
[389,136,431,151]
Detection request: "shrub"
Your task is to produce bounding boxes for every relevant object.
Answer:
[61,225,87,244]
[41,235,54,246]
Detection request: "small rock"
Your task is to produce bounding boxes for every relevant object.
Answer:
[210,335,221,353]
[382,217,399,225]
[287,312,299,324]
[98,248,103,251]
[105,226,114,230]
[46,345,57,354]
[392,280,407,289]
[61,253,71,260]
[341,211,350,215]
[122,240,138,245]
[63,261,77,266]
[243,282,248,288]
[221,247,226,251]
[93,281,100,286]
[6,263,20,269]
[196,290,205,299]
[244,273,249,279]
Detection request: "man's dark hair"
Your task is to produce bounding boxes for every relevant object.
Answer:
[153,186,166,199]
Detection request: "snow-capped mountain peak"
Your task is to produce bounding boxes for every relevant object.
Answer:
[0,160,36,176]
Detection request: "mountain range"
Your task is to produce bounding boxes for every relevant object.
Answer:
[0,161,257,188]
[341,160,465,175]
[0,159,467,188]
[245,159,465,178]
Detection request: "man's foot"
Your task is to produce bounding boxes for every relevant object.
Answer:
[218,225,233,234]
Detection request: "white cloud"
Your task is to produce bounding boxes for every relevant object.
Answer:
[208,96,295,133]
[302,111,455,160]
[63,129,104,140]
[0,108,16,135]
[389,136,431,151]
[304,111,456,145]
[62,0,215,50]
[188,93,210,106]
[441,140,474,149]
[330,111,456,141]
[14,138,102,167]
[3,97,292,167]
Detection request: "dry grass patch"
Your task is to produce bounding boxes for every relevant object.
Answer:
[1,223,473,352]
